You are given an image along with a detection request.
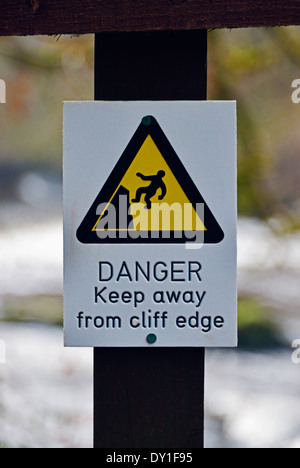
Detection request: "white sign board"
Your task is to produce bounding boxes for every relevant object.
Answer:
[63,101,237,347]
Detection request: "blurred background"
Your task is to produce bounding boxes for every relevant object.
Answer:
[0,29,300,448]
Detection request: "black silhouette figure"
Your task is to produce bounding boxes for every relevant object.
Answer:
[131,170,167,209]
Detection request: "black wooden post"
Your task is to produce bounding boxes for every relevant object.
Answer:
[94,30,207,449]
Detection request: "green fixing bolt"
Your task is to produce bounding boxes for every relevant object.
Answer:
[142,116,152,127]
[146,333,157,344]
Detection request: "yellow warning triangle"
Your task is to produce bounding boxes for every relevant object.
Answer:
[77,116,224,245]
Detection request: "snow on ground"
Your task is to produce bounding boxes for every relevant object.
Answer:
[1,216,300,299]
[1,321,300,448]
[238,218,300,272]
[0,322,93,448]
[205,349,300,448]
[0,216,300,448]
[0,219,63,297]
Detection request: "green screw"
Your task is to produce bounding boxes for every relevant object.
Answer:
[142,116,152,127]
[146,333,157,344]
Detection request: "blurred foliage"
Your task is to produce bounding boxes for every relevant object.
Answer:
[208,27,300,229]
[0,293,288,350]
[0,35,94,168]
[238,297,286,349]
[1,295,63,326]
[0,30,299,227]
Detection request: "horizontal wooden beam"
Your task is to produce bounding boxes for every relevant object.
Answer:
[1,0,300,36]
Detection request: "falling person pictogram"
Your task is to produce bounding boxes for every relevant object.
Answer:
[131,170,167,209]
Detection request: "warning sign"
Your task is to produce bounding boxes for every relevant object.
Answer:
[77,116,224,244]
[63,101,237,348]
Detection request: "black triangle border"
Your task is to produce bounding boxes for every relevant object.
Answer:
[76,116,224,244]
